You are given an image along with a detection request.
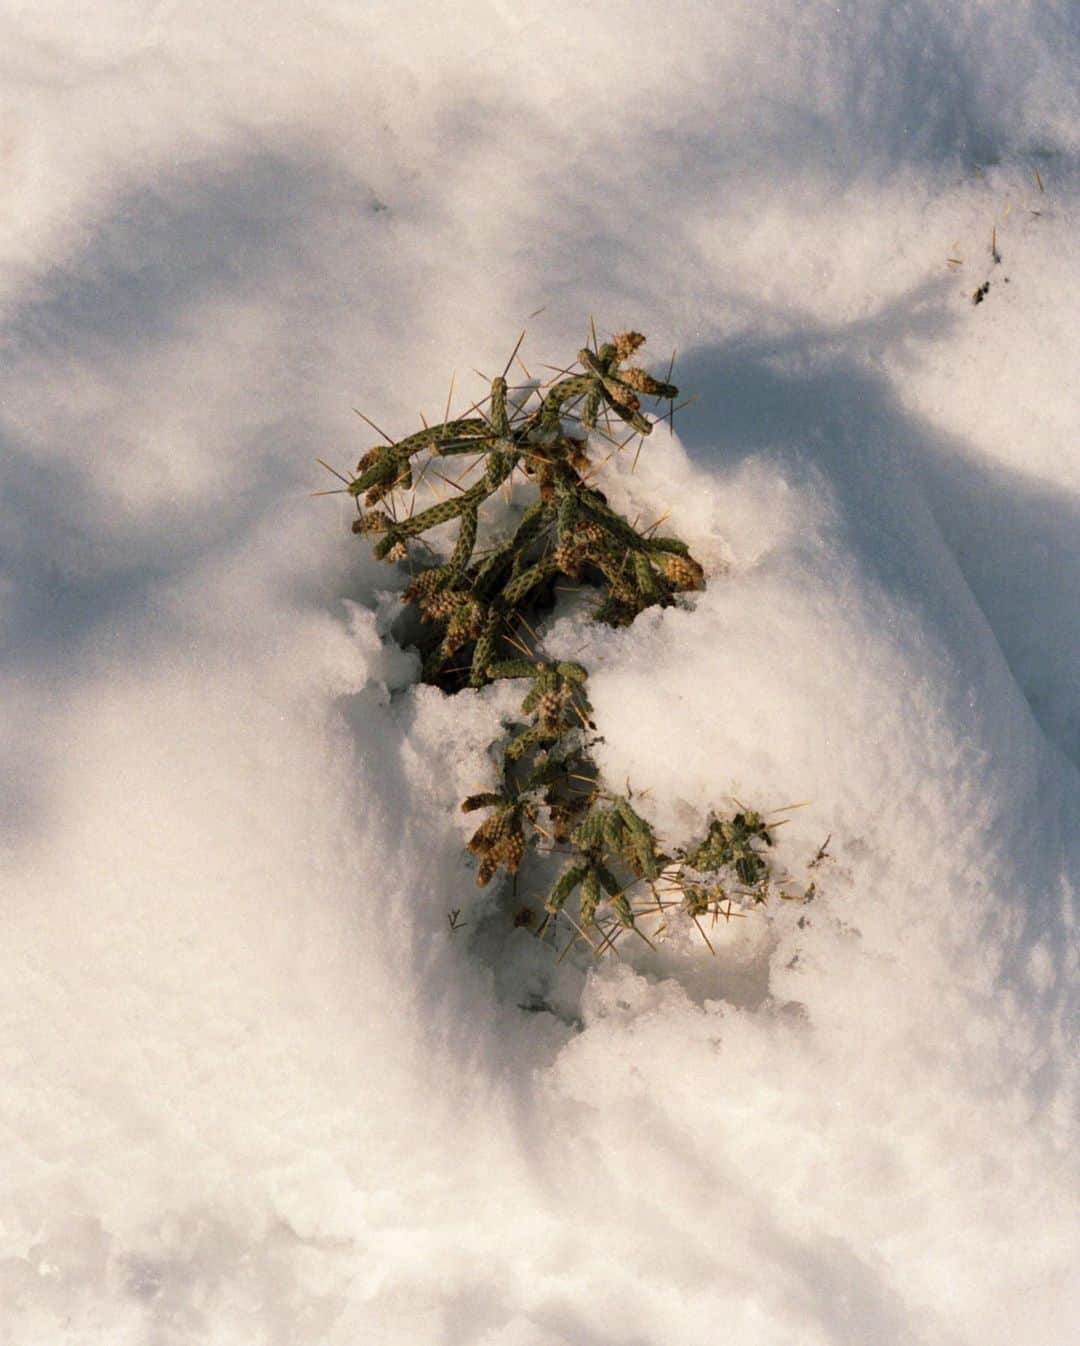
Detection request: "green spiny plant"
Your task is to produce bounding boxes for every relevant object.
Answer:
[335,328,818,957]
[346,330,702,690]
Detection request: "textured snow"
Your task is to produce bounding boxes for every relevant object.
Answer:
[1,3,1077,1343]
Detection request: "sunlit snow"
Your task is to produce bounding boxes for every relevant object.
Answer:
[1,3,1077,1343]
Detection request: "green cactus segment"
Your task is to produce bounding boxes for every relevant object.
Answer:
[505,723,546,762]
[546,865,588,913]
[469,613,501,687]
[540,373,594,430]
[578,347,656,434]
[388,481,487,542]
[488,659,542,681]
[450,504,479,572]
[596,863,623,899]
[644,535,691,557]
[490,376,510,436]
[613,797,662,880]
[579,869,602,925]
[483,447,519,490]
[354,418,491,474]
[571,807,608,855]
[500,555,557,608]
[609,893,635,928]
[575,491,644,546]
[632,552,662,603]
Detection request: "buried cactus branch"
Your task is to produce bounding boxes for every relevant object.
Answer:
[459,654,802,946]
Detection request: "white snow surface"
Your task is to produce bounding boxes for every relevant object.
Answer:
[1,3,1078,1343]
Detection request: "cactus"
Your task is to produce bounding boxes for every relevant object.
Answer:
[334,328,816,955]
[345,330,702,689]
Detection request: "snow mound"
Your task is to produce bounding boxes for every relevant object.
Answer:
[1,3,1077,1343]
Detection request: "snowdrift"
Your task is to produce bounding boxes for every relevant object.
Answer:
[1,3,1076,1342]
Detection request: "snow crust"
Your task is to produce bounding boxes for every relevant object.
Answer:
[1,3,1077,1342]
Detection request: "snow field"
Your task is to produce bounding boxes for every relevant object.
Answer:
[0,2,1077,1342]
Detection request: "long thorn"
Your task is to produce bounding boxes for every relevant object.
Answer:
[501,331,527,380]
[537,360,582,380]
[353,408,396,445]
[316,457,353,485]
[564,913,598,953]
[578,451,615,486]
[595,923,621,957]
[516,609,544,650]
[503,631,535,659]
[669,393,701,416]
[692,915,716,956]
[429,469,468,493]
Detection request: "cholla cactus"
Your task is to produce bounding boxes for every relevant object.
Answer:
[345,331,701,688]
[331,327,815,956]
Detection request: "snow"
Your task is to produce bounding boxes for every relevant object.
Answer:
[1,2,1077,1342]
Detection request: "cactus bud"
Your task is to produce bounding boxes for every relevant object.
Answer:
[553,540,581,577]
[612,331,646,361]
[605,382,641,412]
[662,554,705,590]
[619,367,677,398]
[352,510,393,535]
[538,689,563,732]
